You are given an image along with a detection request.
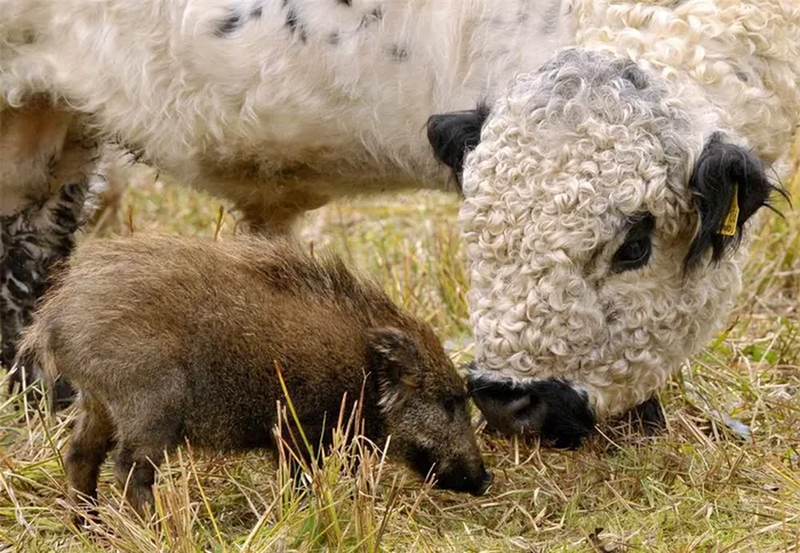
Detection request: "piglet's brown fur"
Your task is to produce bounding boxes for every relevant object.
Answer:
[18,234,491,518]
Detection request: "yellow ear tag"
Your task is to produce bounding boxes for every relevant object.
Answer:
[719,182,739,237]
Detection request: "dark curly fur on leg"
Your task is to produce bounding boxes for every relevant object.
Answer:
[1,182,89,403]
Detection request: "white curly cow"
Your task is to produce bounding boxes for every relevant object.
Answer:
[1,0,797,445]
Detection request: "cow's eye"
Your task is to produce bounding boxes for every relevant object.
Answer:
[613,237,651,271]
[612,213,654,273]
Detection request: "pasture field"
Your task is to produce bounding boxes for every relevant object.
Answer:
[1,137,798,552]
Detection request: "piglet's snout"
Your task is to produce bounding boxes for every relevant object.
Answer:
[436,462,494,496]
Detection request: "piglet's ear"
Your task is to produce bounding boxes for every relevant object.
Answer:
[426,103,490,184]
[366,327,420,413]
[684,133,786,272]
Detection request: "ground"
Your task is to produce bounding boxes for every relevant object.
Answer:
[1,136,798,552]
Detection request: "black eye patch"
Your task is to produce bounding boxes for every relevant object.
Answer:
[611,213,655,273]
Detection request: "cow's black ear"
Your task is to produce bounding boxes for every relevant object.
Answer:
[426,103,490,182]
[684,133,787,272]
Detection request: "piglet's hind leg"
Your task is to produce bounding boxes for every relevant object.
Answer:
[65,396,115,525]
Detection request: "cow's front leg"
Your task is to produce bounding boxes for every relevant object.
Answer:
[0,99,99,402]
[1,182,90,400]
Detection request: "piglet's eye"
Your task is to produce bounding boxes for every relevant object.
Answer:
[442,395,466,415]
[611,213,655,273]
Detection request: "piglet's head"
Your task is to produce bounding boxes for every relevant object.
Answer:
[367,326,492,495]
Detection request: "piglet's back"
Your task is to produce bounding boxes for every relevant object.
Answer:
[23,234,409,444]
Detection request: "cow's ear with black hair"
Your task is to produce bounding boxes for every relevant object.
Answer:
[684,132,787,272]
[426,103,490,184]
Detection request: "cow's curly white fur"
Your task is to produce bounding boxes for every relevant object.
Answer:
[0,0,798,427]
[462,0,799,417]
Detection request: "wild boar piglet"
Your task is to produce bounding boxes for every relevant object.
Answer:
[19,234,492,517]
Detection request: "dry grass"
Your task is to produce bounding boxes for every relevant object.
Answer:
[1,138,798,552]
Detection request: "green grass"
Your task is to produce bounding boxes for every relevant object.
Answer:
[1,138,798,552]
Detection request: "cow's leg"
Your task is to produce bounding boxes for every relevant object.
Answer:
[0,100,101,401]
[1,181,91,399]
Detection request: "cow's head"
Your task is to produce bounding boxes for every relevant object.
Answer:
[427,49,784,446]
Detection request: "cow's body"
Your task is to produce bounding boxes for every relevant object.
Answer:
[1,0,573,225]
